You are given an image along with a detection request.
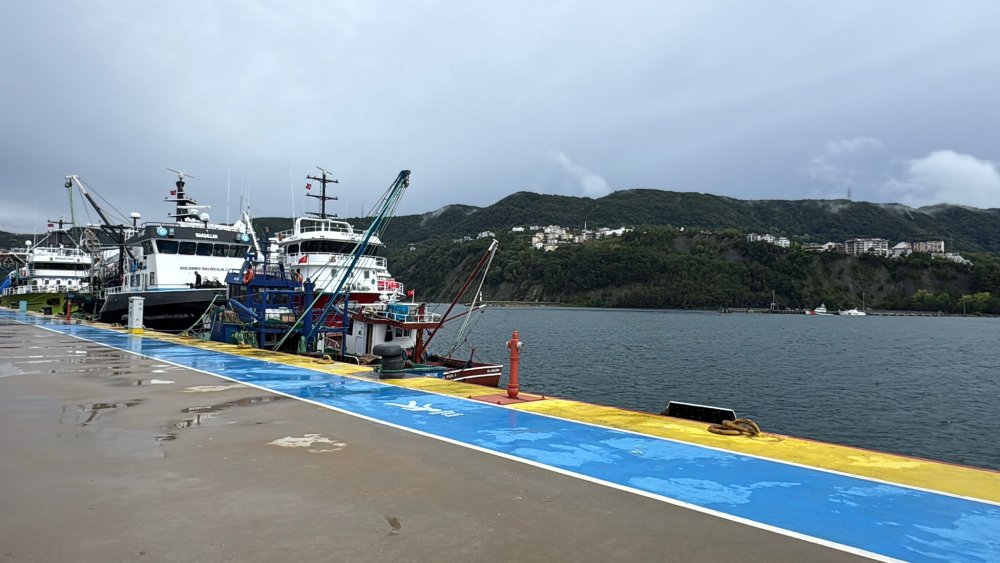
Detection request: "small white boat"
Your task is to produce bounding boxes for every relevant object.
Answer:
[839,308,867,316]
[805,304,832,316]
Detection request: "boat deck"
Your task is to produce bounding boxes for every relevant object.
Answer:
[1,310,998,562]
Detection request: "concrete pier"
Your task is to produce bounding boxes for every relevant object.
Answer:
[0,320,856,562]
[2,311,998,562]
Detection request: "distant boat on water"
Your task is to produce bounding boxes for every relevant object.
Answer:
[805,304,832,316]
[839,307,867,316]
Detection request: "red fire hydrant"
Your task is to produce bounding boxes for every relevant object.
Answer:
[506,330,523,399]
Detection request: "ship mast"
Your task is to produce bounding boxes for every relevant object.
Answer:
[165,168,208,223]
[305,166,339,219]
[46,217,67,247]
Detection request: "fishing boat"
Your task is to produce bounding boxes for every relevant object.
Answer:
[204,170,503,387]
[205,170,410,354]
[0,218,93,314]
[66,171,256,332]
[272,167,405,305]
[354,239,503,387]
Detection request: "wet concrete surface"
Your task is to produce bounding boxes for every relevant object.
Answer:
[0,321,863,562]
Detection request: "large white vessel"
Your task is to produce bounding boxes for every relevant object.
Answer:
[0,219,93,313]
[272,168,405,305]
[67,171,255,331]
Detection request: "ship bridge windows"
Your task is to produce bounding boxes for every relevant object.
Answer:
[287,243,299,255]
[141,240,154,255]
[156,240,179,254]
[300,240,378,255]
[155,239,246,258]
[34,262,89,271]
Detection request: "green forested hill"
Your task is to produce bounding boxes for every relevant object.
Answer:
[4,190,1000,312]
[237,190,1000,252]
[376,190,1000,252]
[385,229,1000,314]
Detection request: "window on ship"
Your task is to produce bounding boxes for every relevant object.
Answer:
[179,242,196,255]
[156,240,179,254]
[196,243,213,256]
[213,244,229,257]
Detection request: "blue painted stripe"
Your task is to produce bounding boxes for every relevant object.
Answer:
[6,311,999,562]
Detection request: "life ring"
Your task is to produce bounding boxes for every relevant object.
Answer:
[242,268,255,284]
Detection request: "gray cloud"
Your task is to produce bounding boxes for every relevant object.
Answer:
[551,151,611,198]
[887,150,1000,208]
[824,137,885,156]
[2,2,999,232]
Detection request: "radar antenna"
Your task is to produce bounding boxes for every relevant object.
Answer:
[167,168,195,180]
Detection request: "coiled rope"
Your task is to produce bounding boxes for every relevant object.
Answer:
[708,418,762,437]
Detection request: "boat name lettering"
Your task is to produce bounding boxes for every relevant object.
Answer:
[384,400,463,417]
[179,266,228,271]
[194,233,219,239]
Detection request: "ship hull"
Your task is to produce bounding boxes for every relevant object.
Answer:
[427,355,503,387]
[99,288,226,332]
[1,291,72,315]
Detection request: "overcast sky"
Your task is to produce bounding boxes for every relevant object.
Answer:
[2,1,999,232]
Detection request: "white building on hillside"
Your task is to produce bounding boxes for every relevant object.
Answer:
[846,238,889,256]
[913,240,945,253]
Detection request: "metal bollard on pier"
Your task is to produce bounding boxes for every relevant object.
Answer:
[127,296,144,335]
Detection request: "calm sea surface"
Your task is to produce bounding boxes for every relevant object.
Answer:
[429,306,1000,471]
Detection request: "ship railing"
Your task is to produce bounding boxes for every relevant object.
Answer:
[367,307,441,323]
[25,267,92,277]
[292,254,387,269]
[274,222,357,239]
[29,247,90,258]
[3,285,78,296]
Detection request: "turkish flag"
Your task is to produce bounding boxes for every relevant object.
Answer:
[170,190,177,195]
[305,183,312,191]
[406,289,415,297]
[298,255,308,264]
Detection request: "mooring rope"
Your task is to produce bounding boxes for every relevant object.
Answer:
[707,418,762,437]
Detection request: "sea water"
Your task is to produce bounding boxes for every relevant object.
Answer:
[429,306,1000,471]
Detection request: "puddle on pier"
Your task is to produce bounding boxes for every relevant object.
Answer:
[169,413,220,428]
[114,378,176,387]
[182,395,288,414]
[66,399,144,426]
[164,396,289,437]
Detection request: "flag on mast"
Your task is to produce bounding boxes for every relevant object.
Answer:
[305,183,312,191]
